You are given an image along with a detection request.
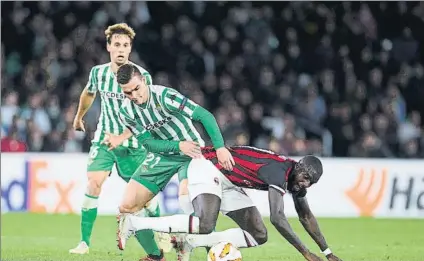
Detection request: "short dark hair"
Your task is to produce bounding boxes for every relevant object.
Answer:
[296,155,323,184]
[117,64,141,85]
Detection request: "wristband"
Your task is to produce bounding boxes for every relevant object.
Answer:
[322,248,332,256]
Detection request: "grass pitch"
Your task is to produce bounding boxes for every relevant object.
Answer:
[1,213,423,261]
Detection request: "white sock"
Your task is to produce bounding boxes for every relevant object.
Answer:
[179,195,194,214]
[185,228,259,249]
[129,214,200,233]
[82,194,98,210]
[145,196,159,213]
[133,208,147,217]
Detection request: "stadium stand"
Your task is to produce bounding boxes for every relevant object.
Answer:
[1,2,424,157]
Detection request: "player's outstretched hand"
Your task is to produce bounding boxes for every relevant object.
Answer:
[216,147,235,171]
[102,132,124,151]
[73,118,85,132]
[326,254,343,261]
[304,252,324,261]
[179,141,202,158]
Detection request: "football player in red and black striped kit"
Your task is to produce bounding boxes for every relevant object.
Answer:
[121,145,343,261]
[199,146,342,261]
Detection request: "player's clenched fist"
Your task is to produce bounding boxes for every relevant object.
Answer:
[73,118,86,132]
[179,141,202,158]
[216,147,235,171]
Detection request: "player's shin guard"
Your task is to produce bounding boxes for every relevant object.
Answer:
[133,209,163,257]
[186,228,259,249]
[81,194,98,246]
[130,214,200,234]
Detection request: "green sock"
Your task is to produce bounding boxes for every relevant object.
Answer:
[81,194,99,246]
[135,230,162,257]
[134,208,162,256]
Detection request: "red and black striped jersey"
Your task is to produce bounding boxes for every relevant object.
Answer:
[202,145,296,195]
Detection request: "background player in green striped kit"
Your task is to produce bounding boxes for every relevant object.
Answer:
[103,64,234,250]
[69,23,166,261]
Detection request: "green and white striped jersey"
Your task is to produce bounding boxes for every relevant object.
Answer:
[119,85,205,155]
[85,62,152,148]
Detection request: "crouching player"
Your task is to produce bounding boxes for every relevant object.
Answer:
[118,146,343,261]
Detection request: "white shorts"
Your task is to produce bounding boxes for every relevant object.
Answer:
[187,158,254,215]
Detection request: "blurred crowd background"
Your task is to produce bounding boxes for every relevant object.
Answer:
[2,1,424,158]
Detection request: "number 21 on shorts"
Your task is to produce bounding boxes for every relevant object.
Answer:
[142,153,161,169]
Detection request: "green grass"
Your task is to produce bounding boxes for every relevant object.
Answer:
[1,213,423,261]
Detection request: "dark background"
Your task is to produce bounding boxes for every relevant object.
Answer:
[1,1,423,158]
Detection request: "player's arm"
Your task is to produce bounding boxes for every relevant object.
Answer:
[73,67,98,131]
[162,89,225,149]
[162,89,234,169]
[268,187,312,257]
[261,161,323,260]
[76,88,96,118]
[142,137,201,158]
[294,196,342,260]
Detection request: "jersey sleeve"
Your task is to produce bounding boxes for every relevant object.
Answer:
[85,67,98,94]
[135,128,152,142]
[119,107,143,136]
[161,88,199,118]
[258,161,289,195]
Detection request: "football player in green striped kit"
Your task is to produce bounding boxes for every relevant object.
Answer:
[69,23,167,261]
[105,64,234,257]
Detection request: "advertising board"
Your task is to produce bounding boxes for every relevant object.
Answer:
[1,154,423,218]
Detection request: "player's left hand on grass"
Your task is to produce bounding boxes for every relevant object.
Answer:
[326,254,343,261]
[102,132,124,151]
[216,147,235,171]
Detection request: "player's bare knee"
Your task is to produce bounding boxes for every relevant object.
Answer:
[87,177,103,196]
[192,194,221,234]
[86,171,108,196]
[253,227,268,245]
[198,213,217,234]
[198,218,216,234]
[119,199,139,213]
[119,203,136,213]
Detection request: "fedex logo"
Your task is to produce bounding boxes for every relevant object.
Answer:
[1,156,81,214]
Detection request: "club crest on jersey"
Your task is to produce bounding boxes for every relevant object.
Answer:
[144,116,172,130]
[242,180,252,187]
[214,177,220,185]
[100,91,125,100]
